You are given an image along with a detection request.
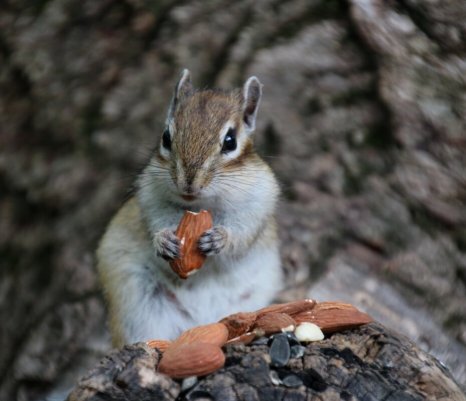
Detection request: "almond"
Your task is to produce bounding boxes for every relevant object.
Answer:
[146,339,172,352]
[315,301,358,311]
[252,312,296,335]
[219,311,257,339]
[158,342,225,378]
[293,302,372,333]
[257,299,316,318]
[172,323,229,348]
[170,210,213,279]
[225,331,256,345]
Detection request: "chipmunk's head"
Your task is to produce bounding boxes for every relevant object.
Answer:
[154,69,263,204]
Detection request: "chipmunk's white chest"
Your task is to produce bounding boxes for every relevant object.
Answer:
[128,244,281,342]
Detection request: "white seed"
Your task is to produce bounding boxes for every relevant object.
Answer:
[269,370,282,386]
[181,376,198,391]
[294,322,324,342]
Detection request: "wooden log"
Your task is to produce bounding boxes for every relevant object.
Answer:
[67,323,466,401]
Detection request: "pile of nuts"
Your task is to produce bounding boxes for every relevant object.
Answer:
[147,299,373,379]
[155,211,372,378]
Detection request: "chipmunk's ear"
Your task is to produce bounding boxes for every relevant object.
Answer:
[167,69,193,120]
[175,69,193,101]
[242,76,262,132]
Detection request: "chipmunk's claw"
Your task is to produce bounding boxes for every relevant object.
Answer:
[198,226,227,256]
[154,229,181,260]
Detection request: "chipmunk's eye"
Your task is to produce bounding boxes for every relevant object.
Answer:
[162,128,171,150]
[222,128,237,153]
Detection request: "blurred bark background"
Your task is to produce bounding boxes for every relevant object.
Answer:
[0,0,465,400]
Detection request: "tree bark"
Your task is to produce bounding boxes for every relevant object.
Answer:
[1,0,465,399]
[67,323,466,401]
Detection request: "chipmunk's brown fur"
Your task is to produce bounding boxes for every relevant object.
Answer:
[97,70,282,346]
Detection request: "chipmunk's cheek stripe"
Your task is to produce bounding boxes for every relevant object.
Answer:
[170,169,177,187]
[156,149,169,163]
[222,140,254,171]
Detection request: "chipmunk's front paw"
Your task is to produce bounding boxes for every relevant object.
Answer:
[198,226,228,256]
[153,229,181,260]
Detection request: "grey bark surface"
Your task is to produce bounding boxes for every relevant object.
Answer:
[67,324,466,401]
[1,0,465,399]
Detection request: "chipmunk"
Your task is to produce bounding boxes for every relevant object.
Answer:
[97,69,283,347]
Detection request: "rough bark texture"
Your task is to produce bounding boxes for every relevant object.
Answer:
[67,323,466,401]
[1,0,465,400]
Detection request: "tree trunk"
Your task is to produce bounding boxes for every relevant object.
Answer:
[1,0,465,399]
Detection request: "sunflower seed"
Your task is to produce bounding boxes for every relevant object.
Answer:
[282,374,303,388]
[269,333,290,367]
[290,344,306,359]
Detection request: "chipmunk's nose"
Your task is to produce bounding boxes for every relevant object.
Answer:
[185,183,194,194]
[180,176,199,195]
[180,183,200,201]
